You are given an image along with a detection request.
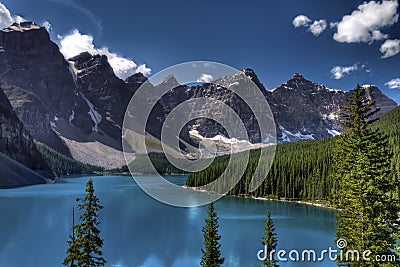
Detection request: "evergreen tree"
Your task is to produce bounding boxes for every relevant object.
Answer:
[333,85,400,266]
[64,207,78,267]
[64,179,106,267]
[201,201,224,267]
[260,211,278,267]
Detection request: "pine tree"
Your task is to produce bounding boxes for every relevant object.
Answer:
[64,207,78,267]
[260,210,278,267]
[64,178,106,267]
[333,85,400,267]
[201,201,225,267]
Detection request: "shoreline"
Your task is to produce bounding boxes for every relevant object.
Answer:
[183,185,337,210]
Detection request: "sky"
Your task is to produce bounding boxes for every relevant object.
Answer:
[0,0,399,102]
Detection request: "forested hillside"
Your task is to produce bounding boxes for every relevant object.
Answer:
[185,106,400,203]
[34,141,104,176]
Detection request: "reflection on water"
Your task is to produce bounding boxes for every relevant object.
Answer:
[0,176,336,267]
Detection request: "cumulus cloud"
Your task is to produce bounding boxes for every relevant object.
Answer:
[13,15,26,23]
[292,15,311,28]
[135,64,152,75]
[42,21,52,32]
[197,74,213,83]
[293,15,327,36]
[385,78,400,89]
[380,39,400,58]
[58,29,151,79]
[0,2,13,29]
[0,3,28,30]
[309,19,327,36]
[0,2,28,29]
[333,0,399,43]
[330,64,358,79]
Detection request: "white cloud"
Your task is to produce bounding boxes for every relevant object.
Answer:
[385,78,400,89]
[380,39,400,58]
[42,21,52,32]
[0,2,14,29]
[330,64,358,79]
[333,0,399,43]
[292,15,311,28]
[58,29,151,79]
[13,15,26,24]
[0,3,27,29]
[135,64,152,76]
[197,74,213,83]
[293,15,327,36]
[329,22,338,28]
[309,19,327,36]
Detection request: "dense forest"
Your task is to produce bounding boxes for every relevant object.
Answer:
[185,106,400,203]
[34,141,104,176]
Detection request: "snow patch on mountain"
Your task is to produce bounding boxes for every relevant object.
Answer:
[80,92,102,132]
[326,87,342,93]
[67,61,78,84]
[326,128,340,136]
[69,110,75,124]
[279,124,315,142]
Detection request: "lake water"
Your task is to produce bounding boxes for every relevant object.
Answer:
[0,175,337,267]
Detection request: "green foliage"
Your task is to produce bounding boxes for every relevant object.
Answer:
[186,105,400,204]
[333,85,400,266]
[64,207,78,267]
[64,179,106,267]
[201,202,224,267]
[34,141,103,176]
[187,137,336,202]
[128,152,188,175]
[260,211,278,267]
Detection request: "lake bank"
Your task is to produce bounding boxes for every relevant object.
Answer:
[183,185,337,210]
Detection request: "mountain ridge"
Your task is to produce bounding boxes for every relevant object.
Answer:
[0,21,397,171]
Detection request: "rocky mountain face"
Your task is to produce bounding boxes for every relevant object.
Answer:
[0,22,89,154]
[0,21,397,169]
[0,22,139,167]
[68,52,134,140]
[268,73,396,142]
[0,86,53,187]
[144,70,397,146]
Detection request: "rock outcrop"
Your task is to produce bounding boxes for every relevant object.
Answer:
[0,86,54,187]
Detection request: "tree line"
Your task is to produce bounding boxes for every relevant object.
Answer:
[34,141,103,176]
[186,102,400,205]
[187,85,400,266]
[63,85,399,266]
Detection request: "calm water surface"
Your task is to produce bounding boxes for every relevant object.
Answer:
[0,175,336,266]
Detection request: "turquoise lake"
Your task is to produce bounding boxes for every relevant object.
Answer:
[0,175,337,266]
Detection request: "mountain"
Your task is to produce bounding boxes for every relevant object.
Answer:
[0,21,397,169]
[267,73,396,142]
[68,52,133,140]
[0,22,87,155]
[0,86,54,188]
[0,22,137,168]
[141,70,397,152]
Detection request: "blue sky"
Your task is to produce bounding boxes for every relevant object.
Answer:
[1,0,400,102]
